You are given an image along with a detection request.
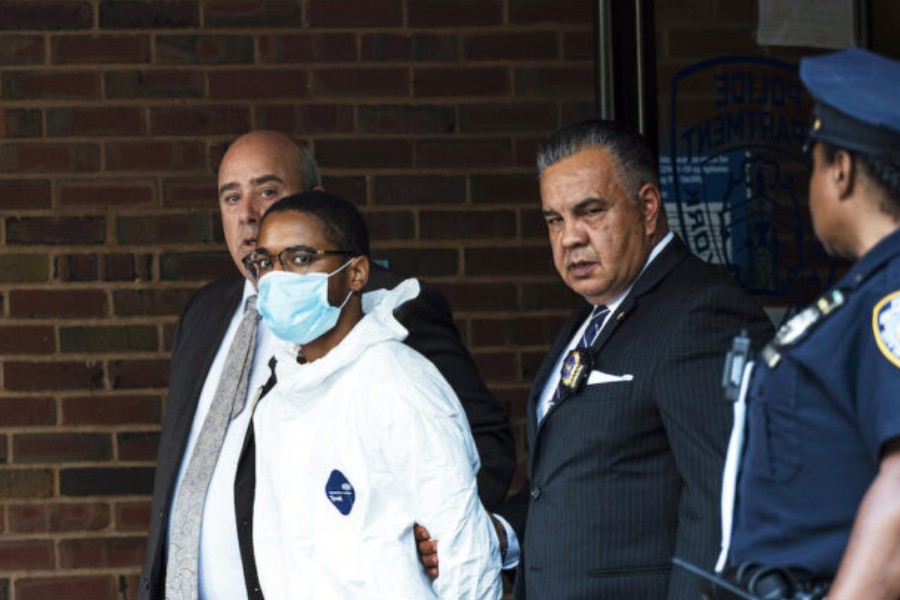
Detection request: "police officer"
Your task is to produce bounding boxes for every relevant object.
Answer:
[707,47,900,600]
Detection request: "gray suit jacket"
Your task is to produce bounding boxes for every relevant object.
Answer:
[504,236,773,600]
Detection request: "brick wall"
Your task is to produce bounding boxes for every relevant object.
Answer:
[0,0,839,597]
[0,1,594,597]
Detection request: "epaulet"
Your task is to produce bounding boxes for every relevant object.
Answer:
[761,288,847,368]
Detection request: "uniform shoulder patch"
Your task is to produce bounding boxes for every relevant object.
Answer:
[873,291,900,368]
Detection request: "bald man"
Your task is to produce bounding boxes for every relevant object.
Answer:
[139,131,515,600]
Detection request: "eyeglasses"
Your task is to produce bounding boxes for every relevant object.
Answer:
[243,245,357,278]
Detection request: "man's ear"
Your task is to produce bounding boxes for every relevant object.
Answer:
[833,149,856,200]
[348,256,369,293]
[637,183,662,235]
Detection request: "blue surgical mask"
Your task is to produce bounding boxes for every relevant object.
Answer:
[256,259,355,345]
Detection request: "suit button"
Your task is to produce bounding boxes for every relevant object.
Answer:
[530,486,541,499]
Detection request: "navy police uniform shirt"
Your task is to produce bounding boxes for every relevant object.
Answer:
[730,227,900,577]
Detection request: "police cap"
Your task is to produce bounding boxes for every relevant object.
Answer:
[800,47,900,159]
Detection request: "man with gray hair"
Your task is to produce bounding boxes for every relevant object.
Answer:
[139,130,516,600]
[419,119,772,599]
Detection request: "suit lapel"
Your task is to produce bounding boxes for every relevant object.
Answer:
[527,236,691,468]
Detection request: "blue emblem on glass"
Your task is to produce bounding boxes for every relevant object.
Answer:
[325,469,355,515]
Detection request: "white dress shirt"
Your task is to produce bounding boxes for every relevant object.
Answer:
[167,279,276,600]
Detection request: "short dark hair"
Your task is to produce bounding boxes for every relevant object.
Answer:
[537,119,660,199]
[262,191,370,256]
[819,141,900,216]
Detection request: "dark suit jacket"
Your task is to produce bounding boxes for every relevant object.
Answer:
[503,237,773,600]
[138,266,515,600]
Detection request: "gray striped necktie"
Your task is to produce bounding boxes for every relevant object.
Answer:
[165,295,259,600]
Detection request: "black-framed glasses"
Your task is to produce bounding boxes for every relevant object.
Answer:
[243,245,357,278]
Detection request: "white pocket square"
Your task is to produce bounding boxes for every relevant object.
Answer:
[587,370,634,385]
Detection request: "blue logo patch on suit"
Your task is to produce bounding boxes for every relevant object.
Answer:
[325,469,356,515]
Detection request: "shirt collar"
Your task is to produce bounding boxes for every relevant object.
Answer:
[596,231,675,315]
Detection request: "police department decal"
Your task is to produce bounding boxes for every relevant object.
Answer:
[873,291,900,368]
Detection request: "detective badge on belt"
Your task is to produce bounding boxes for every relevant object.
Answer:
[559,347,593,399]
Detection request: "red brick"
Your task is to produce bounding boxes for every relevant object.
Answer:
[520,282,581,310]
[514,135,543,167]
[421,209,516,240]
[117,432,160,461]
[0,180,51,209]
[0,2,93,31]
[62,395,161,427]
[59,181,157,208]
[254,104,354,135]
[162,177,216,208]
[465,245,553,276]
[99,1,199,29]
[0,469,55,499]
[259,33,357,63]
[374,248,458,278]
[439,282,518,312]
[509,0,593,24]
[0,142,101,173]
[316,139,413,170]
[116,214,211,245]
[464,32,559,61]
[8,502,111,533]
[15,575,115,600]
[364,210,415,241]
[373,175,465,206]
[0,326,54,355]
[564,30,594,60]
[155,34,253,64]
[416,138,514,169]
[3,108,43,137]
[0,35,44,65]
[14,433,112,464]
[1,71,99,101]
[521,205,549,238]
[106,141,204,172]
[0,541,53,570]
[4,360,105,392]
[204,0,301,28]
[312,67,409,97]
[46,106,144,136]
[59,536,146,568]
[460,102,557,133]
[208,69,309,100]
[115,500,151,532]
[59,467,154,497]
[113,288,197,317]
[105,254,153,282]
[357,105,455,135]
[160,251,234,281]
[514,65,595,97]
[56,254,99,282]
[51,34,149,64]
[108,360,170,390]
[104,69,204,99]
[562,100,596,125]
[470,173,540,205]
[6,216,106,245]
[361,33,460,63]
[60,325,157,354]
[0,397,56,427]
[306,0,403,27]
[471,351,517,382]
[414,66,509,97]
[150,106,250,136]
[409,0,503,27]
[716,0,756,22]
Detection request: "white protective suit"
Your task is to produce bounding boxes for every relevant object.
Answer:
[252,278,502,600]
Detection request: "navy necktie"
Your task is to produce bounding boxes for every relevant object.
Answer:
[543,305,610,419]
